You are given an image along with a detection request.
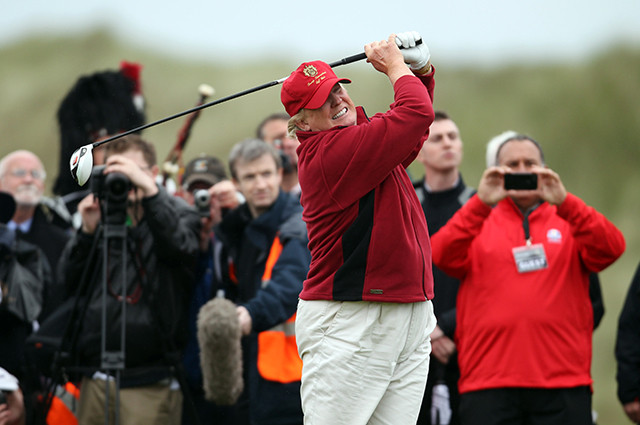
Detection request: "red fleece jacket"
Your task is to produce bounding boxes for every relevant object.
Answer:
[432,193,625,393]
[296,72,436,303]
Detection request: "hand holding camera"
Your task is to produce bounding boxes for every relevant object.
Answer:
[83,154,161,230]
[478,166,539,206]
[478,165,567,207]
[533,166,567,206]
[210,180,241,212]
[104,154,158,198]
[193,180,241,252]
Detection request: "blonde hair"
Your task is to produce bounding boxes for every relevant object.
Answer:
[287,109,307,139]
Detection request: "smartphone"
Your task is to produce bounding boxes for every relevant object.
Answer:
[504,173,537,190]
[0,390,7,406]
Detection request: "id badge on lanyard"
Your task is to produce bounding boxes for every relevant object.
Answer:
[512,241,548,273]
[512,208,548,273]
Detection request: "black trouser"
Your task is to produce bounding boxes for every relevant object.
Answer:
[459,386,592,425]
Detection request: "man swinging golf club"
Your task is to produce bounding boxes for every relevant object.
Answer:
[282,31,437,424]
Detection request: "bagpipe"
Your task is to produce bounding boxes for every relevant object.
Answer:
[160,84,214,196]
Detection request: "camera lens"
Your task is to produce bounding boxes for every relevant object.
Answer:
[194,189,210,207]
[194,189,210,217]
[106,172,131,203]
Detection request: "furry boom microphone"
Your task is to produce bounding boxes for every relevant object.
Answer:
[197,297,244,405]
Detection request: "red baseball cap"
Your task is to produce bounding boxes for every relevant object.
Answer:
[281,61,351,117]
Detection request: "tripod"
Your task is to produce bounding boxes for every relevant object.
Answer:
[39,196,201,425]
[98,219,127,425]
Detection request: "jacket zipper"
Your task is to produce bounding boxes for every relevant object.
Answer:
[394,167,428,299]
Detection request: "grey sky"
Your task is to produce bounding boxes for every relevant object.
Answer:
[3,0,640,66]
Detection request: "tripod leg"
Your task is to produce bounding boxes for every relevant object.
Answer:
[36,227,104,424]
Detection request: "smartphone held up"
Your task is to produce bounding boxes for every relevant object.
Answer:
[504,173,538,190]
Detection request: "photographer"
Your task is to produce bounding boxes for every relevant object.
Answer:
[58,135,200,424]
[177,154,240,425]
[431,133,625,425]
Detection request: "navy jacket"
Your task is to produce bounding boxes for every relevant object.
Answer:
[216,190,310,425]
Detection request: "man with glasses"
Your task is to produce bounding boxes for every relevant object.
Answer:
[58,135,201,424]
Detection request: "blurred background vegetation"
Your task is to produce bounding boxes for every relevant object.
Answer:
[1,29,638,424]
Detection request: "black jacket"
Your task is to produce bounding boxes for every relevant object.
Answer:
[0,226,52,381]
[616,261,640,404]
[15,204,71,320]
[58,188,200,383]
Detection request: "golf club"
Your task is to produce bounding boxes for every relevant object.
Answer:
[69,40,422,186]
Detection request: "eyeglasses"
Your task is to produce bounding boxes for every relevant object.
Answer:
[8,168,46,180]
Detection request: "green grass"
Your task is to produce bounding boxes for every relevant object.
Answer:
[1,29,639,424]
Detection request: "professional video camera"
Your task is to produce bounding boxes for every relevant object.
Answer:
[90,165,131,225]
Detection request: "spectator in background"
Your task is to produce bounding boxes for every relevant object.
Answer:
[0,150,70,320]
[431,133,625,425]
[413,111,474,425]
[485,132,606,330]
[57,135,200,424]
[256,112,300,196]
[0,191,51,377]
[215,139,310,424]
[178,154,240,425]
[0,367,25,425]
[415,122,607,425]
[0,192,51,425]
[615,261,640,424]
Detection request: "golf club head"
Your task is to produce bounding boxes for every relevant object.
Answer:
[70,144,94,186]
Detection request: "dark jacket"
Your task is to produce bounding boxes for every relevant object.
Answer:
[216,190,310,425]
[414,175,475,337]
[0,226,52,381]
[15,204,71,320]
[414,176,474,425]
[616,261,640,404]
[58,188,200,384]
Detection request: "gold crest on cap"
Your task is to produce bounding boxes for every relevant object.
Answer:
[303,65,318,77]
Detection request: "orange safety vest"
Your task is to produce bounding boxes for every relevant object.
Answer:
[229,234,303,384]
[46,382,79,425]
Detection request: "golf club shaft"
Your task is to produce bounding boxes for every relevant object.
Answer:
[93,40,422,148]
[93,79,282,148]
[328,39,421,67]
[327,52,367,68]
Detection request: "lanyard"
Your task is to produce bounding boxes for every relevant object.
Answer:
[522,211,531,246]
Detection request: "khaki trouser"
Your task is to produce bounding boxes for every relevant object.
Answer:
[76,376,182,425]
[296,299,436,425]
